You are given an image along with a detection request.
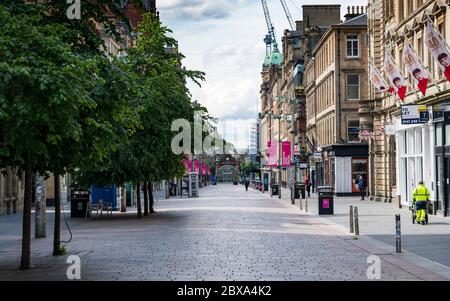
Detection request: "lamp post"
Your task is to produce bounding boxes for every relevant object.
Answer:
[267,111,283,199]
[271,96,302,200]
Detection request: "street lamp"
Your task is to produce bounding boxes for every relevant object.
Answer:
[267,110,285,200]
[271,95,300,200]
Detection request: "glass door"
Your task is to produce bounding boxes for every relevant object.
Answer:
[407,157,416,205]
[352,158,368,193]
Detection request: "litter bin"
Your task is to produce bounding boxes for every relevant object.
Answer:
[317,186,334,215]
[295,183,306,199]
[271,184,279,196]
[70,190,90,218]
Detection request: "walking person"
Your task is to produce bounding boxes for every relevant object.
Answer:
[358,175,366,200]
[412,181,430,225]
[304,176,311,197]
[244,178,249,191]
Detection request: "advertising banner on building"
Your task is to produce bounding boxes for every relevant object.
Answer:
[384,53,407,101]
[402,39,429,95]
[182,159,192,173]
[401,105,430,125]
[425,21,450,82]
[268,141,278,167]
[282,141,291,167]
[369,62,390,93]
[294,144,300,156]
[194,160,200,173]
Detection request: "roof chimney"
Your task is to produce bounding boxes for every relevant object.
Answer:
[344,5,364,21]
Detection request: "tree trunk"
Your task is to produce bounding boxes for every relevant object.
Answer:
[20,167,32,270]
[120,186,126,212]
[143,182,149,216]
[149,181,155,213]
[53,174,62,255]
[136,183,142,218]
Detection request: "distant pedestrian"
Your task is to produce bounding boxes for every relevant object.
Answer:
[244,178,249,191]
[304,176,311,197]
[358,176,366,200]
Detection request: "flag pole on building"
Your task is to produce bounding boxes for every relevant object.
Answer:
[402,33,441,94]
[424,14,450,83]
[386,43,420,102]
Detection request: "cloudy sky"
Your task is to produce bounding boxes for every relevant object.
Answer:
[158,0,365,150]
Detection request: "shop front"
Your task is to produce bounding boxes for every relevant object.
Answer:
[431,102,450,217]
[321,144,369,196]
[395,111,435,209]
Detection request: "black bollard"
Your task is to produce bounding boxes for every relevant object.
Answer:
[395,214,401,253]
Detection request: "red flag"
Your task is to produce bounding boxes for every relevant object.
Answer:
[384,54,407,101]
[369,62,392,93]
[425,21,450,83]
[402,39,429,96]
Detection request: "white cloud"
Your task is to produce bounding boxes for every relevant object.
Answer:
[159,0,367,149]
[158,0,248,21]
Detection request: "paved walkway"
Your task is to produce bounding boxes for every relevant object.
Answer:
[276,187,450,268]
[0,184,448,280]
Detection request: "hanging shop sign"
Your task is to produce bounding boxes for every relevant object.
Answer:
[313,152,322,160]
[268,141,278,167]
[282,141,291,167]
[401,105,429,125]
[294,144,300,156]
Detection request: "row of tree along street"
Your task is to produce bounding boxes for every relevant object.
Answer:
[0,1,209,270]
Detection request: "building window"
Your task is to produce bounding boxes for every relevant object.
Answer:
[347,120,360,142]
[347,74,360,100]
[346,35,359,58]
[445,124,450,146]
[435,123,443,146]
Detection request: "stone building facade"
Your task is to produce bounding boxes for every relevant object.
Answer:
[367,0,450,217]
[305,9,369,195]
[259,5,341,192]
[0,168,24,216]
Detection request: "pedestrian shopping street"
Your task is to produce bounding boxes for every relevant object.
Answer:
[1,184,449,281]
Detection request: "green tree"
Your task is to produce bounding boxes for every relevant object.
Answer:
[0,2,140,266]
[0,5,97,267]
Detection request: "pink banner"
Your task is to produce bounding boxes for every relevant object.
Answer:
[207,166,211,176]
[182,159,192,173]
[194,160,200,173]
[202,165,207,175]
[294,144,300,156]
[282,141,291,167]
[268,141,278,167]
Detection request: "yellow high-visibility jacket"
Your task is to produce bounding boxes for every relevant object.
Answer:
[412,184,430,202]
